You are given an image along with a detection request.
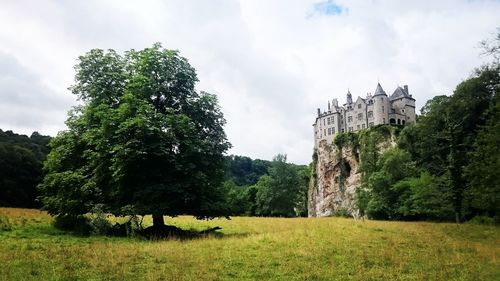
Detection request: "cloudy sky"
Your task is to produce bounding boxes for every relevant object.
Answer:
[0,0,499,164]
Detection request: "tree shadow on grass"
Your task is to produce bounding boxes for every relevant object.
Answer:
[137,224,252,241]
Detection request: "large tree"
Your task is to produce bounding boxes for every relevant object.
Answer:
[39,44,231,227]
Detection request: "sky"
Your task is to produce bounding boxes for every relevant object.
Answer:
[0,0,499,164]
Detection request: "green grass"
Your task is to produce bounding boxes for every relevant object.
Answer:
[0,208,499,281]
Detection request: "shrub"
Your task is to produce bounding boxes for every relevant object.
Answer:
[88,204,112,235]
[331,208,351,218]
[467,216,497,225]
[0,216,13,231]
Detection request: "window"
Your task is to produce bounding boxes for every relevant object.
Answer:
[369,122,374,127]
[348,127,353,132]
[382,106,385,113]
[323,119,325,125]
[348,116,352,122]
[341,128,345,133]
[357,113,363,120]
[332,128,335,134]
[402,109,405,113]
[362,124,365,129]
[324,129,326,135]
[383,118,386,123]
[367,111,373,118]
[357,125,360,130]
[327,117,331,125]
[328,128,331,135]
[358,104,362,109]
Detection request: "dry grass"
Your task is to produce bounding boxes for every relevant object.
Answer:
[0,207,499,281]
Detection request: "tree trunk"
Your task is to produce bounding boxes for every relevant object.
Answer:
[152,214,165,227]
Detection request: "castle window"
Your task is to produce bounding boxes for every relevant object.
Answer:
[368,111,373,118]
[348,127,353,132]
[332,128,335,134]
[382,106,385,113]
[328,128,331,135]
[369,122,374,127]
[348,116,352,122]
[362,124,365,129]
[324,129,326,135]
[327,117,331,125]
[358,104,362,109]
[383,118,386,123]
[402,109,405,113]
[357,113,363,120]
[341,128,345,133]
[357,125,360,130]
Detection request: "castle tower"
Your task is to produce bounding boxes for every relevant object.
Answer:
[372,83,390,125]
[389,85,416,125]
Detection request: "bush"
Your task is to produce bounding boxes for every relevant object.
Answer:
[331,208,351,218]
[88,205,112,235]
[0,216,13,231]
[467,216,497,225]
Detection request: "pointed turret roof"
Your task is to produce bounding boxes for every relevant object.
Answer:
[373,83,387,96]
[390,86,413,100]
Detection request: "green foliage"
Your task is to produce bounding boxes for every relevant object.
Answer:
[254,154,301,217]
[330,208,351,218]
[464,92,500,219]
[467,215,497,225]
[295,164,311,217]
[393,172,454,221]
[225,155,270,186]
[87,205,113,236]
[0,216,13,231]
[0,130,51,208]
[390,36,500,222]
[223,180,250,216]
[365,148,417,220]
[39,44,231,225]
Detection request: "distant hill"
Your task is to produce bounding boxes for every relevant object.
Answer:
[0,129,51,208]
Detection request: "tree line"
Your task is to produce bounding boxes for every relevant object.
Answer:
[0,129,50,208]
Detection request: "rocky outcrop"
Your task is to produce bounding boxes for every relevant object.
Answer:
[308,139,360,217]
[308,128,396,217]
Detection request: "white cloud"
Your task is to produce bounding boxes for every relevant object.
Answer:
[0,0,499,164]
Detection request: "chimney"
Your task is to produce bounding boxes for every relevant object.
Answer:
[317,108,321,117]
[332,98,338,107]
[404,85,409,94]
[328,101,331,110]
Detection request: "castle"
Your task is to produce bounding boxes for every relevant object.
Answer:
[313,83,416,147]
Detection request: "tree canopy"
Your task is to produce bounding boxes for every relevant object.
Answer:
[0,129,50,208]
[38,44,231,226]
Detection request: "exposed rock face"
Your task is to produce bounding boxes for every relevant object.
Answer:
[308,131,396,217]
[308,139,360,217]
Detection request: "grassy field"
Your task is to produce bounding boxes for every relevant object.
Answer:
[0,208,498,281]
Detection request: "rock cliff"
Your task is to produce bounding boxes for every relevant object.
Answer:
[308,128,396,217]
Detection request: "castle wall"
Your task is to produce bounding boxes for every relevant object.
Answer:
[313,84,416,148]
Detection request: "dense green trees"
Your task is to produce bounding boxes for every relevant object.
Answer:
[0,130,50,208]
[38,44,231,227]
[223,154,309,217]
[355,33,499,222]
